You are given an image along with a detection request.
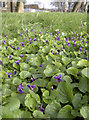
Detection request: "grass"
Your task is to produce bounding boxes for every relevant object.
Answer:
[2,12,87,38]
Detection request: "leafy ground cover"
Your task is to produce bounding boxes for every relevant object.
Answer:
[0,12,88,119]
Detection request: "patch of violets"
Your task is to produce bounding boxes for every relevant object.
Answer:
[54,75,62,82]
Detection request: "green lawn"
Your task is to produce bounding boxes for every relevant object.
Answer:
[2,12,87,38]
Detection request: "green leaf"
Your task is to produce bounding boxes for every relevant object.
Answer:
[20,63,30,71]
[29,90,40,104]
[20,111,32,118]
[32,79,48,87]
[25,94,36,111]
[77,59,88,67]
[80,106,89,118]
[45,100,61,118]
[72,93,82,109]
[62,56,71,65]
[57,105,74,118]
[2,107,20,118]
[56,82,73,103]
[33,110,45,118]
[44,64,54,77]
[19,71,31,79]
[42,46,51,54]
[81,67,89,78]
[29,56,41,67]
[63,75,72,83]
[79,76,87,93]
[12,77,21,85]
[67,67,78,76]
[3,97,20,111]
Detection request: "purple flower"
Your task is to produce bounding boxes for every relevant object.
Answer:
[27,84,36,91]
[6,72,11,78]
[78,37,81,41]
[73,43,76,47]
[85,41,87,44]
[74,31,76,33]
[30,29,33,32]
[57,31,59,34]
[21,42,24,47]
[50,32,52,35]
[40,104,44,113]
[16,60,20,65]
[84,50,87,54]
[77,72,81,76]
[54,75,62,82]
[6,46,8,49]
[46,40,48,42]
[40,63,43,67]
[56,52,59,55]
[84,33,87,35]
[55,37,59,41]
[66,38,68,42]
[39,31,42,34]
[9,56,12,60]
[20,55,23,58]
[79,47,81,51]
[51,86,54,90]
[17,83,24,94]
[10,44,13,48]
[55,33,57,35]
[20,32,23,36]
[70,37,73,41]
[16,46,19,50]
[30,75,36,82]
[33,38,36,41]
[4,34,7,37]
[74,40,76,43]
[3,40,6,45]
[84,57,87,60]
[26,29,28,32]
[51,50,53,54]
[29,38,32,42]
[0,60,2,65]
[14,71,16,74]
[61,47,64,50]
[30,41,33,44]
[67,43,70,46]
[24,38,25,40]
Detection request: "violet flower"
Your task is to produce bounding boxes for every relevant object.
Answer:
[4,34,7,37]
[79,47,81,51]
[40,104,44,113]
[57,31,59,34]
[14,70,16,74]
[17,47,19,50]
[17,83,24,94]
[46,40,48,42]
[39,31,42,34]
[54,75,62,82]
[6,46,8,49]
[26,29,28,32]
[20,55,23,58]
[51,50,53,54]
[3,40,6,45]
[33,38,36,41]
[21,42,24,47]
[0,60,2,65]
[30,29,33,32]
[30,75,36,82]
[67,43,70,46]
[27,84,36,91]
[16,60,20,65]
[40,63,43,67]
[20,32,23,36]
[9,56,12,60]
[6,72,11,78]
[10,44,13,48]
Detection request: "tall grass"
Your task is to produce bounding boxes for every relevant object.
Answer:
[2,12,87,38]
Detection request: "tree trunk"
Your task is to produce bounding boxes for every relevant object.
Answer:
[72,0,83,12]
[15,2,24,13]
[10,0,13,12]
